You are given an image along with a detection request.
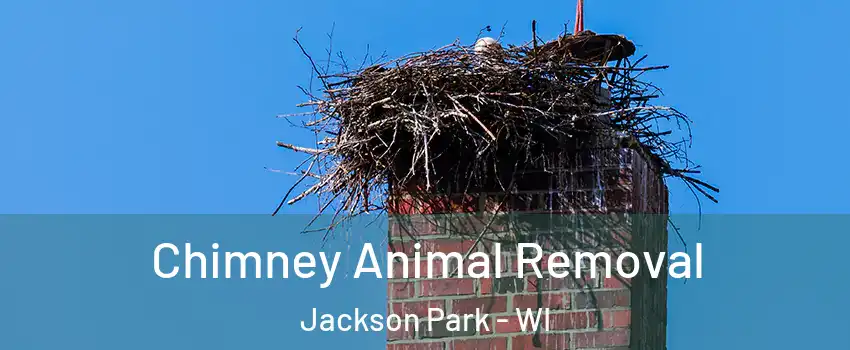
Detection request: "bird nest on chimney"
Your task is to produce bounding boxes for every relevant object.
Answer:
[277,29,717,232]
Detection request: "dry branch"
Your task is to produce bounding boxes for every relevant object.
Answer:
[277,28,718,233]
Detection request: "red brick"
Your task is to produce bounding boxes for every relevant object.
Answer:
[390,282,416,300]
[389,239,478,256]
[428,194,479,213]
[389,260,410,279]
[389,194,478,214]
[444,214,508,235]
[386,153,668,349]
[387,196,416,215]
[493,311,551,334]
[465,253,504,276]
[452,296,507,315]
[512,254,570,275]
[390,217,441,237]
[390,300,445,318]
[602,310,631,328]
[387,326,415,341]
[602,276,630,289]
[387,342,445,350]
[547,311,592,330]
[387,151,667,350]
[526,274,596,292]
[511,333,569,350]
[480,278,493,294]
[390,259,444,279]
[494,316,524,333]
[574,330,630,348]
[420,278,475,297]
[512,292,570,311]
[501,254,511,273]
[573,290,630,309]
[448,337,507,350]
[525,276,542,292]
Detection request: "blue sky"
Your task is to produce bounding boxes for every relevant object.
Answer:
[2,0,848,214]
[1,1,849,349]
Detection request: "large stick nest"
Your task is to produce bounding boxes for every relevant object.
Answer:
[277,29,718,227]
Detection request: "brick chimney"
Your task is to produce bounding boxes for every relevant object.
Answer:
[386,142,669,349]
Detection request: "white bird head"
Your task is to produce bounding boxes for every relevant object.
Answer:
[474,37,501,55]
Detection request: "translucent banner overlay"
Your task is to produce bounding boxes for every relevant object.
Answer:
[0,215,846,349]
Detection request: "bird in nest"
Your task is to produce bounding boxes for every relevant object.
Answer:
[472,37,506,70]
[473,37,503,55]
